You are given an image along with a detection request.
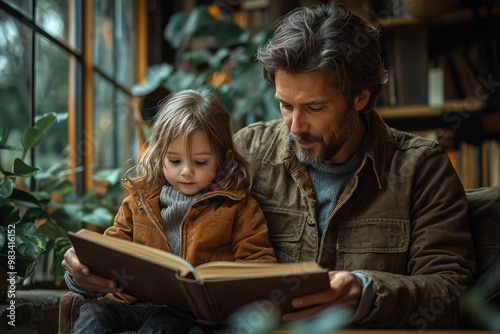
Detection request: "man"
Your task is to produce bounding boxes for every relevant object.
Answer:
[63,2,475,329]
[232,2,475,329]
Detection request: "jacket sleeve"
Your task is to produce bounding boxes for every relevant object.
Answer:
[230,195,277,263]
[356,147,476,329]
[103,195,135,241]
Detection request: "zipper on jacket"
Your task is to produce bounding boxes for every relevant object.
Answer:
[128,179,172,252]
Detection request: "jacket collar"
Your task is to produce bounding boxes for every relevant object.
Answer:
[260,110,388,189]
[122,177,247,203]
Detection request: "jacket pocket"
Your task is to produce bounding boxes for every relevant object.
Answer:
[262,206,307,263]
[336,218,409,273]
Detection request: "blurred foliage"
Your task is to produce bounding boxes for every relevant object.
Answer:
[0,113,123,279]
[224,301,352,334]
[132,5,281,130]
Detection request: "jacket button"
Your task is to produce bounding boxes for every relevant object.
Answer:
[307,221,315,226]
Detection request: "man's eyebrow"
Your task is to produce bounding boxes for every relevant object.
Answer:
[274,95,328,105]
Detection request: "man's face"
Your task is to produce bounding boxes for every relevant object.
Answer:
[274,70,357,165]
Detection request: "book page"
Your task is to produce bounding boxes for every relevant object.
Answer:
[194,261,325,280]
[73,229,196,278]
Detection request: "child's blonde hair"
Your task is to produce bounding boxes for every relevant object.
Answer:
[137,89,253,192]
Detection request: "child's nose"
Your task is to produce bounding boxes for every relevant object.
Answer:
[181,164,194,176]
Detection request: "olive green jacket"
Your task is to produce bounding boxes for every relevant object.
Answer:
[234,110,475,329]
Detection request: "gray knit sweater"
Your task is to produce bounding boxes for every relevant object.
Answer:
[307,142,365,240]
[159,185,201,255]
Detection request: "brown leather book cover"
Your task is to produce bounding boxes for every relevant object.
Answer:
[68,229,330,324]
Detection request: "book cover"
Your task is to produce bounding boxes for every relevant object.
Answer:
[68,229,330,324]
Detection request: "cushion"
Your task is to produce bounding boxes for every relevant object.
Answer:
[465,186,500,276]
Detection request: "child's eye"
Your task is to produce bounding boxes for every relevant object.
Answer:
[195,161,207,166]
[168,159,180,165]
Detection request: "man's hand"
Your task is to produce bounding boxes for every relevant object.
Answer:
[282,271,362,322]
[62,247,122,294]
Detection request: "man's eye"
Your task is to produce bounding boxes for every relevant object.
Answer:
[309,106,323,112]
[280,104,292,111]
[195,161,207,166]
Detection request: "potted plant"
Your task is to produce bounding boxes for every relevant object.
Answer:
[132,5,280,130]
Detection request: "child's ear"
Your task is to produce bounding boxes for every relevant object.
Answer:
[353,89,370,111]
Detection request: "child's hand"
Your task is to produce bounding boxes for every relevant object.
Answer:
[62,247,123,294]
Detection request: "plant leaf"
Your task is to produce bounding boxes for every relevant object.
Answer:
[50,207,85,232]
[0,204,20,226]
[35,113,57,132]
[0,124,10,145]
[50,180,74,195]
[82,207,114,228]
[18,207,48,225]
[131,63,174,96]
[166,71,197,92]
[21,127,42,158]
[0,176,14,199]
[38,219,71,240]
[0,226,5,248]
[52,236,72,277]
[164,11,190,49]
[93,167,124,185]
[15,222,47,259]
[13,158,39,177]
[7,188,43,208]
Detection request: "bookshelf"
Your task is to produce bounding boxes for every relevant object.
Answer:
[372,1,500,188]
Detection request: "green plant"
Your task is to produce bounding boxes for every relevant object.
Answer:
[0,114,124,279]
[0,114,56,278]
[132,5,281,129]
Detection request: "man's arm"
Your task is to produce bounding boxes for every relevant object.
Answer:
[355,147,475,329]
[285,147,475,329]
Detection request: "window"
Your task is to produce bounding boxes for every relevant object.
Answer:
[0,0,140,193]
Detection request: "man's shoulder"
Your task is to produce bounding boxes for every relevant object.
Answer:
[234,119,286,152]
[387,126,442,152]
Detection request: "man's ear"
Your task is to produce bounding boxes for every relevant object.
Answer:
[353,89,371,111]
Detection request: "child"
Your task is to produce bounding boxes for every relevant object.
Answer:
[69,89,276,333]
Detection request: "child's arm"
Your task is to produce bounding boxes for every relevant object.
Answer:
[62,247,123,294]
[62,195,136,294]
[230,195,277,263]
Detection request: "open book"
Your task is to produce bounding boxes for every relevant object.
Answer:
[68,229,330,324]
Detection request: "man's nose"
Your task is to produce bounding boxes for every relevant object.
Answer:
[290,110,308,135]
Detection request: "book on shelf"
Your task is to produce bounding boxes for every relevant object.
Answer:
[392,29,428,105]
[68,229,330,324]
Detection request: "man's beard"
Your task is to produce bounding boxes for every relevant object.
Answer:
[288,109,356,165]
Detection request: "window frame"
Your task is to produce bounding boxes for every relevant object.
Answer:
[0,0,146,194]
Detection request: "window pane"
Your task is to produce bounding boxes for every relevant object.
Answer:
[94,0,114,78]
[116,91,137,169]
[36,0,79,51]
[0,9,32,167]
[115,0,135,88]
[35,34,70,173]
[3,0,33,18]
[94,73,114,169]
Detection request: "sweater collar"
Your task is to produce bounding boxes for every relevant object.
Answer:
[261,110,387,189]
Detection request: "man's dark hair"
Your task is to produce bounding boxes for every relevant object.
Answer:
[256,2,387,112]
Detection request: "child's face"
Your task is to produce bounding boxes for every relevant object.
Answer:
[163,131,218,195]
